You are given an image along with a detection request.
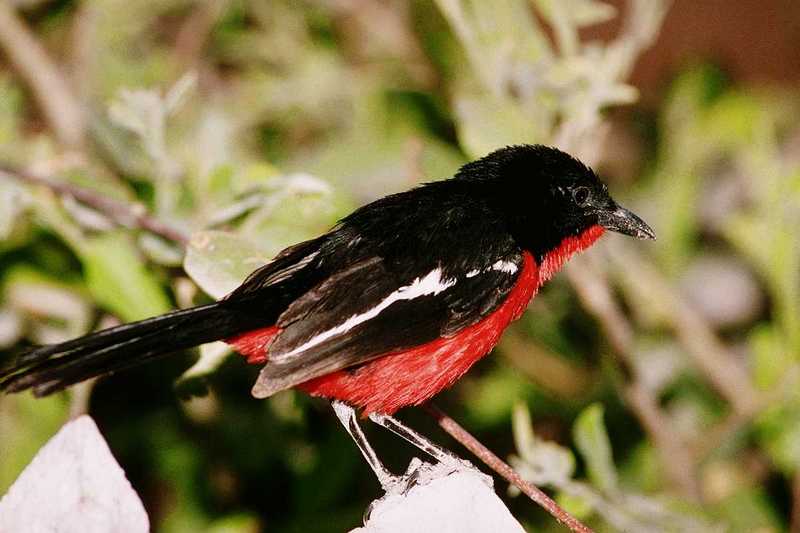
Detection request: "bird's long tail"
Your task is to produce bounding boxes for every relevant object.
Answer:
[0,302,264,397]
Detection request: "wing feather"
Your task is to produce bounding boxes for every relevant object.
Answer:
[251,249,524,398]
[225,237,324,301]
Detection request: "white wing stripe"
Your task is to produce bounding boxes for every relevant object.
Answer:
[278,268,456,360]
[491,260,518,274]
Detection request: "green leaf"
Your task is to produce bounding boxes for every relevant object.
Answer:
[0,75,23,152]
[750,325,791,390]
[138,233,184,267]
[183,230,273,300]
[712,486,782,533]
[454,94,548,159]
[555,490,594,520]
[206,513,261,533]
[81,231,171,322]
[573,403,618,493]
[240,186,337,256]
[465,367,533,428]
[509,403,575,489]
[756,400,800,474]
[702,92,762,149]
[725,212,800,351]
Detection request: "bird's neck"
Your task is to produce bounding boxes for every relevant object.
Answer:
[536,225,605,284]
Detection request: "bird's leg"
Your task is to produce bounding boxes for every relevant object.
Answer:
[368,411,471,471]
[331,400,401,490]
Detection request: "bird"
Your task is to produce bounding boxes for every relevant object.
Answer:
[0,144,654,488]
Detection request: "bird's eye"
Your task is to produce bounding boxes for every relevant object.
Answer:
[572,187,590,206]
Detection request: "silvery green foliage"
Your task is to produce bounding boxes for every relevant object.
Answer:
[0,416,148,533]
[509,404,720,532]
[107,74,196,216]
[436,0,669,161]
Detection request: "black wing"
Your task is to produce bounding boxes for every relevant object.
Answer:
[225,236,325,300]
[221,235,330,325]
[251,246,523,398]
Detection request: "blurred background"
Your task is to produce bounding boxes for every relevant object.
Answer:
[0,0,799,531]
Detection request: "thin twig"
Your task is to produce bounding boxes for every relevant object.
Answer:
[173,0,227,69]
[0,164,189,245]
[67,2,97,101]
[424,404,594,533]
[0,3,84,146]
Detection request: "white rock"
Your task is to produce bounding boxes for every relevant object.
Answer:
[352,460,525,533]
[0,415,148,533]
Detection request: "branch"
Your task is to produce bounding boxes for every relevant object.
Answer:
[67,3,97,100]
[0,164,189,245]
[173,0,227,70]
[0,3,85,147]
[424,404,594,533]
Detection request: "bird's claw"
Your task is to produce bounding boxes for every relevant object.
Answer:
[391,456,491,495]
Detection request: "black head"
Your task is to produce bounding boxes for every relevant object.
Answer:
[456,145,655,259]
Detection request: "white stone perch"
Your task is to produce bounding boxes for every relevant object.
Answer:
[352,458,525,533]
[0,415,148,533]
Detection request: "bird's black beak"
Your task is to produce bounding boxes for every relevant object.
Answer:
[597,204,656,240]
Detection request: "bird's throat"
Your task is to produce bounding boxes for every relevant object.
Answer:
[537,224,605,285]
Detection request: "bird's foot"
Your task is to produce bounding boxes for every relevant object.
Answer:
[367,411,492,488]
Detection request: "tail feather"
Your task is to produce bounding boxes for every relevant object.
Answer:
[13,305,212,367]
[0,302,265,396]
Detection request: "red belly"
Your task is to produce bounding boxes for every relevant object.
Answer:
[297,252,539,414]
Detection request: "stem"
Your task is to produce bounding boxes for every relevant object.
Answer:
[424,404,594,533]
[0,164,189,245]
[173,0,227,69]
[0,3,84,147]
